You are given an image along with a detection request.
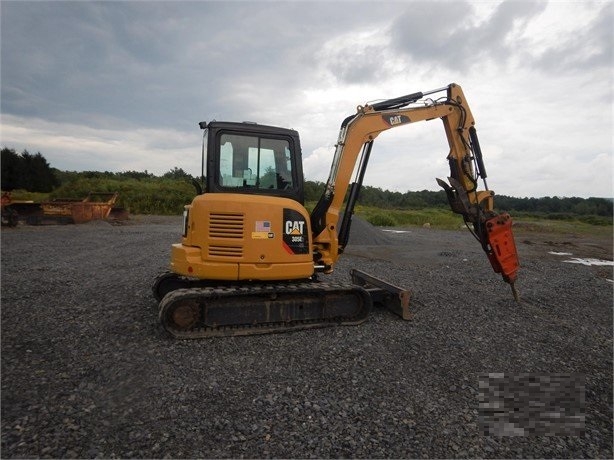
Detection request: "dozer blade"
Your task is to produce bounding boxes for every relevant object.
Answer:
[158,281,372,339]
[350,269,412,320]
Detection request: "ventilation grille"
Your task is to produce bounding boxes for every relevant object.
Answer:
[208,245,243,258]
[208,212,244,239]
[208,212,244,258]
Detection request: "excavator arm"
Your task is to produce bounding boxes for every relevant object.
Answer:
[310,83,520,299]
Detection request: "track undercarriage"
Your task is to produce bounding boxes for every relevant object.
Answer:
[153,271,410,339]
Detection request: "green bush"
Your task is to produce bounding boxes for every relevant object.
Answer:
[50,177,196,215]
[545,212,575,221]
[366,213,397,227]
[358,207,462,229]
[578,215,613,226]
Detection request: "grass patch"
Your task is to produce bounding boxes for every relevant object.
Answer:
[354,205,612,236]
[304,203,465,230]
[355,206,464,230]
[49,177,195,215]
[512,216,613,237]
[6,188,613,238]
[5,189,51,203]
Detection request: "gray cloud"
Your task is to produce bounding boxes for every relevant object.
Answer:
[317,44,387,84]
[313,0,551,85]
[390,1,472,62]
[0,1,611,198]
[1,2,279,127]
[531,2,613,73]
[1,1,380,128]
[389,0,548,72]
[2,2,174,126]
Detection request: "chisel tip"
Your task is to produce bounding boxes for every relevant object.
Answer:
[510,282,520,302]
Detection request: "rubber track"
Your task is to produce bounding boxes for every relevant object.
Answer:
[158,281,372,339]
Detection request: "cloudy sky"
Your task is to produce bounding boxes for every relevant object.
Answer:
[1,0,612,198]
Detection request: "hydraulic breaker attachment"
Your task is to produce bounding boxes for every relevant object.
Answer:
[438,176,520,301]
[482,213,520,301]
[351,269,412,320]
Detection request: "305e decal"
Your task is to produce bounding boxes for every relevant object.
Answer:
[283,209,309,254]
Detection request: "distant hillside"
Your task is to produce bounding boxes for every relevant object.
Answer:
[2,147,612,221]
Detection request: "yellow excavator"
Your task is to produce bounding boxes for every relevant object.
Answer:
[153,83,520,338]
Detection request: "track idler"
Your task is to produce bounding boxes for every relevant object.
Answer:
[152,271,194,302]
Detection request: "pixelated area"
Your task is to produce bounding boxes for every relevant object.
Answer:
[479,373,585,436]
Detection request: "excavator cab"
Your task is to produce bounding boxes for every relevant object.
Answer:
[202,122,305,204]
[159,122,317,290]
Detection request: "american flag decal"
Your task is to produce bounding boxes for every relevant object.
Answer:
[255,221,271,232]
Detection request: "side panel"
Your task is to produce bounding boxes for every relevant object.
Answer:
[171,193,314,281]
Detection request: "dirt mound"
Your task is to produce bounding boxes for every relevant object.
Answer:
[342,213,393,246]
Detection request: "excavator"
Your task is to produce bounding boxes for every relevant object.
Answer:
[153,83,520,338]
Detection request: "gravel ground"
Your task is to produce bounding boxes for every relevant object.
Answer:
[1,215,612,459]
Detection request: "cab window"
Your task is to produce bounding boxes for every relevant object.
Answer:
[218,134,294,190]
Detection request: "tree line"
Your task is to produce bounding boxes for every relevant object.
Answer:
[1,147,59,192]
[332,183,613,218]
[1,147,612,219]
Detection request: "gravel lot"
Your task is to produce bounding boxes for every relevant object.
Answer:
[1,215,612,458]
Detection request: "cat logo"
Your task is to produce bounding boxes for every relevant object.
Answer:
[285,220,305,235]
[383,114,410,127]
[282,209,309,255]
